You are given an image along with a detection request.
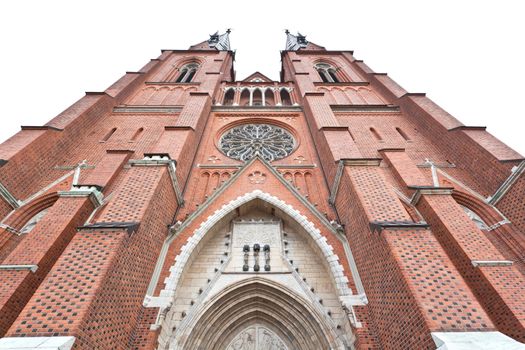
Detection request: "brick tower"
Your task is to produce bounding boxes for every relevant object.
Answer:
[0,30,525,349]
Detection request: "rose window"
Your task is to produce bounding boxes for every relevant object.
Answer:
[219,124,295,162]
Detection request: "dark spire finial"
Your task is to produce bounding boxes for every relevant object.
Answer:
[207,29,231,51]
[285,30,308,51]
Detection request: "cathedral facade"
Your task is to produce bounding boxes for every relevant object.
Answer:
[0,31,525,349]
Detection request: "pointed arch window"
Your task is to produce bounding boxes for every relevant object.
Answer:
[20,208,49,234]
[280,89,292,106]
[223,89,235,105]
[175,63,200,83]
[315,63,340,83]
[252,89,263,106]
[461,205,489,230]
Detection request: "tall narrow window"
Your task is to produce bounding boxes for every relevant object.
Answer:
[264,89,275,106]
[175,69,188,83]
[240,89,250,106]
[252,89,263,106]
[280,89,292,106]
[130,127,144,142]
[223,89,235,105]
[314,63,341,83]
[370,127,382,141]
[396,127,410,141]
[102,128,117,142]
[175,63,199,83]
[328,69,339,83]
[319,70,330,82]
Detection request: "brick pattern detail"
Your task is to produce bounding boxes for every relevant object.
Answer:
[7,167,176,349]
[0,197,93,336]
[81,151,132,189]
[497,174,525,232]
[303,94,339,128]
[332,166,499,348]
[381,150,428,187]
[417,194,525,341]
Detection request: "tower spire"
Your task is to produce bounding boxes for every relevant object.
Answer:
[208,29,231,51]
[189,29,232,51]
[284,30,308,50]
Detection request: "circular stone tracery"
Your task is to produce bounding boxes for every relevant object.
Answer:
[219,124,295,162]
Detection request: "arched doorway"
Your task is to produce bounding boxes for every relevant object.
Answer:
[180,279,337,349]
[156,192,357,349]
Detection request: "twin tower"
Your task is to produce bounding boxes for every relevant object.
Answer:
[0,30,524,349]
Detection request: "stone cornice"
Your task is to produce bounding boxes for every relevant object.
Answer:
[78,221,140,236]
[369,220,430,234]
[314,82,370,87]
[409,186,454,205]
[211,106,302,112]
[113,106,182,114]
[21,125,63,132]
[341,158,382,167]
[331,105,400,113]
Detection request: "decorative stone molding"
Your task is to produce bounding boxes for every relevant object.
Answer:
[409,186,454,205]
[369,220,430,234]
[156,190,353,307]
[0,336,76,349]
[0,223,20,235]
[248,171,266,184]
[431,331,525,349]
[113,106,183,114]
[0,181,20,209]
[471,260,514,267]
[488,160,525,205]
[341,158,382,167]
[58,186,104,207]
[129,154,184,206]
[329,158,382,204]
[0,264,38,273]
[78,221,140,236]
[329,160,344,205]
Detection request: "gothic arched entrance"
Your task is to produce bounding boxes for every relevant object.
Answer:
[179,279,336,349]
[155,191,358,349]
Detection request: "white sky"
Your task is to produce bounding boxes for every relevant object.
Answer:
[0,0,524,155]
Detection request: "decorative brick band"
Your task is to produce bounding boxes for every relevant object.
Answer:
[112,106,183,114]
[331,105,400,113]
[314,82,370,87]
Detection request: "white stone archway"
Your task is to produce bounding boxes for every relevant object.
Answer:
[149,190,366,349]
[160,190,352,301]
[173,277,348,350]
